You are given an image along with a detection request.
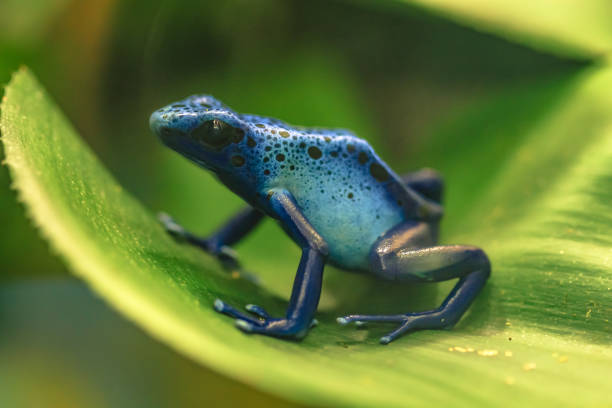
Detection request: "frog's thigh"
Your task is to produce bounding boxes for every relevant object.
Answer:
[368,221,434,280]
[369,221,470,282]
[401,168,444,203]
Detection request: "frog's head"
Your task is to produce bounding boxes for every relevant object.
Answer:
[149,95,248,173]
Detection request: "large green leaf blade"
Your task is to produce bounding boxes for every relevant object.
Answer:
[411,66,612,342]
[395,0,612,59]
[1,67,611,408]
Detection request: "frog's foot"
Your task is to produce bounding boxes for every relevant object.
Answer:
[214,299,267,325]
[158,212,216,254]
[213,246,242,272]
[214,299,316,339]
[337,311,451,345]
[158,212,189,240]
[158,212,248,274]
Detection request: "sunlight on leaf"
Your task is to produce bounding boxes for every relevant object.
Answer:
[1,67,611,408]
[396,0,612,59]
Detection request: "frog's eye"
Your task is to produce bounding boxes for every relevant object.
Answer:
[192,119,244,150]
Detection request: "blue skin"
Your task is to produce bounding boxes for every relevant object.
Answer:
[150,95,490,344]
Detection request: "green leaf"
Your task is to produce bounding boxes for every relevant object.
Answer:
[394,0,612,59]
[2,67,611,408]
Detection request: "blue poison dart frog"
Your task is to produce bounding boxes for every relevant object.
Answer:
[150,95,490,345]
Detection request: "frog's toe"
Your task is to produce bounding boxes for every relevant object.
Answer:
[336,316,350,325]
[217,245,239,262]
[245,304,270,319]
[235,319,255,333]
[216,246,242,270]
[233,318,310,339]
[158,212,187,238]
[213,298,263,326]
[379,319,416,345]
[213,298,227,313]
[379,312,451,344]
[337,314,405,325]
[237,270,261,285]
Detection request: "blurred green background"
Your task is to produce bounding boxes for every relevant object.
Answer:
[0,0,590,407]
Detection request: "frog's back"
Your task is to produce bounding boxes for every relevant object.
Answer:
[241,117,406,271]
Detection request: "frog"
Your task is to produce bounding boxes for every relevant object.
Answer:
[149,95,490,344]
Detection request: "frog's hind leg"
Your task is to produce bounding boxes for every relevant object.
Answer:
[401,168,444,203]
[337,222,490,344]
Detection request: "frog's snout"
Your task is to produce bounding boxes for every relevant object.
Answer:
[149,110,187,147]
[149,110,166,138]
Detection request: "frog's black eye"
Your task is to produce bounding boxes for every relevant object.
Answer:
[192,119,244,150]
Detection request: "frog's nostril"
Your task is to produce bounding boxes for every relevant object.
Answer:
[152,116,186,147]
[161,126,186,140]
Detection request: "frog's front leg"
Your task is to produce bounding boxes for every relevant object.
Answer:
[214,189,327,339]
[159,206,264,269]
